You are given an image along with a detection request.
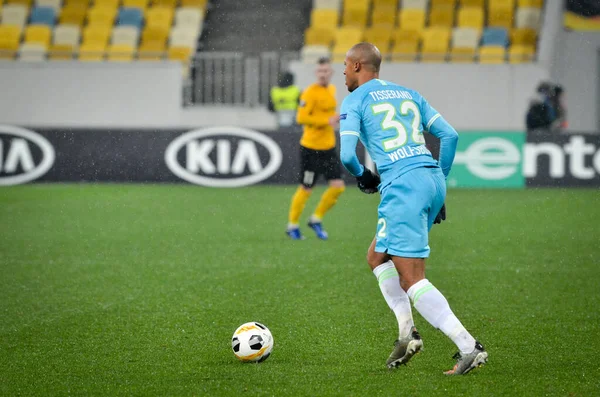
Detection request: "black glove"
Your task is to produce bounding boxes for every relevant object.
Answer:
[433,203,446,224]
[356,168,380,194]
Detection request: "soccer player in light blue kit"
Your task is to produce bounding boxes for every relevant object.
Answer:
[339,43,488,375]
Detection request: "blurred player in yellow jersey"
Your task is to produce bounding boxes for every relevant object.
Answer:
[286,57,345,240]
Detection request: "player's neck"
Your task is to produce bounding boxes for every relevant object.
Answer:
[358,73,379,87]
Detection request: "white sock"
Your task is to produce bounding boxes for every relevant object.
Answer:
[407,279,476,354]
[287,223,298,229]
[373,261,414,338]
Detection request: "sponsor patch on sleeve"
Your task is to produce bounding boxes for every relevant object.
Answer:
[340,114,347,120]
[299,100,306,107]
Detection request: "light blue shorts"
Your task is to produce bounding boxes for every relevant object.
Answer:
[375,166,446,258]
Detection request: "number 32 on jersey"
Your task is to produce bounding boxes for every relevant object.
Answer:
[372,101,425,152]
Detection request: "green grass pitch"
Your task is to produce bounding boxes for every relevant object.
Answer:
[1,185,599,396]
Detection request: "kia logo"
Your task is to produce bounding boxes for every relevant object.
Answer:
[165,127,283,187]
[0,125,55,186]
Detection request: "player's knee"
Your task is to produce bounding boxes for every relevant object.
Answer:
[400,275,425,292]
[366,250,383,270]
[329,179,345,189]
[299,184,313,193]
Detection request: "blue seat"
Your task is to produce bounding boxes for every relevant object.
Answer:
[482,28,508,47]
[30,6,56,26]
[118,8,144,28]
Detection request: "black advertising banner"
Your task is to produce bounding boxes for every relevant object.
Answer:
[0,125,367,187]
[525,132,600,188]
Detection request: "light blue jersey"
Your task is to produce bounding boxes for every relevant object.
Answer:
[339,78,459,258]
[339,78,458,187]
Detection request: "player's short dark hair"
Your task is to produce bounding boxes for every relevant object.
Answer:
[317,57,331,65]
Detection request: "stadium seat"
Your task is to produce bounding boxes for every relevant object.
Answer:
[1,4,29,27]
[138,41,165,60]
[392,29,420,46]
[391,41,419,62]
[516,7,541,30]
[111,26,139,46]
[457,7,484,30]
[343,6,368,27]
[304,26,335,46]
[508,44,535,63]
[432,0,457,6]
[399,9,426,33]
[19,42,47,61]
[78,41,106,61]
[452,27,480,48]
[107,43,135,61]
[313,0,342,9]
[371,6,396,26]
[117,8,144,28]
[35,0,61,12]
[30,6,56,26]
[54,25,80,47]
[146,7,174,30]
[311,9,339,28]
[48,43,74,60]
[87,7,117,27]
[401,0,428,9]
[169,26,198,50]
[375,0,399,6]
[0,25,21,59]
[488,0,515,8]
[460,0,484,6]
[180,0,208,8]
[301,44,330,63]
[429,7,455,28]
[5,0,33,5]
[344,0,369,9]
[122,0,150,11]
[517,0,542,7]
[510,28,536,46]
[91,0,119,8]
[333,26,363,46]
[479,45,505,63]
[59,6,87,26]
[450,47,476,62]
[488,7,514,29]
[142,26,169,44]
[364,26,393,53]
[421,27,450,62]
[24,24,52,46]
[168,45,192,62]
[391,29,420,61]
[83,25,111,45]
[152,0,178,6]
[174,7,203,28]
[482,27,508,46]
[64,0,91,6]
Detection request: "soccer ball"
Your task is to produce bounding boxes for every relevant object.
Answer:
[231,322,274,363]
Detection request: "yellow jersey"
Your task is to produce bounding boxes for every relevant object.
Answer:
[296,83,337,151]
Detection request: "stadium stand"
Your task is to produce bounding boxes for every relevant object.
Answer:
[0,0,209,70]
[302,0,545,63]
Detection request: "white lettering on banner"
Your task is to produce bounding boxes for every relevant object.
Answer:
[523,136,600,179]
[523,142,565,178]
[165,127,283,188]
[217,140,231,174]
[564,136,597,179]
[231,140,262,175]
[454,138,521,180]
[387,144,430,162]
[186,140,216,174]
[0,125,55,186]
